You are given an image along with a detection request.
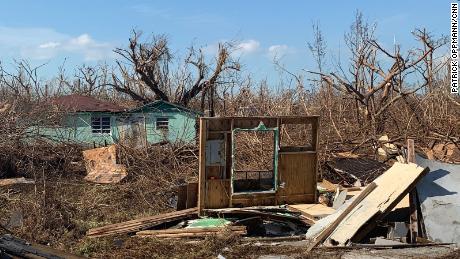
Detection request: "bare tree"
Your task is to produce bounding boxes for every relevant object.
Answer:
[307,25,447,135]
[111,31,240,112]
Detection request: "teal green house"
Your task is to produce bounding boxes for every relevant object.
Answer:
[38,94,200,146]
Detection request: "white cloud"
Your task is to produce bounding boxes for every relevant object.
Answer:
[0,26,114,61]
[39,41,61,49]
[267,44,289,59]
[236,40,260,55]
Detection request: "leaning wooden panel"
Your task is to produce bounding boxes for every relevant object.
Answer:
[276,152,317,204]
[325,162,429,246]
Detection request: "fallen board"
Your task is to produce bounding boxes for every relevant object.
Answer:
[287,204,336,220]
[325,162,428,246]
[87,207,198,238]
[306,183,377,251]
[136,226,246,238]
[0,177,34,186]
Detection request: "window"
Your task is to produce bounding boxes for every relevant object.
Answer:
[156,117,169,130]
[91,116,111,134]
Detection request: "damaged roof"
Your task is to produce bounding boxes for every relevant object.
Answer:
[52,94,126,112]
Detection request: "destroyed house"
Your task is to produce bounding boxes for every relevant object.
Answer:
[198,116,320,214]
[36,94,200,146]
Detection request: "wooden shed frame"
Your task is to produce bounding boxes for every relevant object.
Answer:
[198,116,320,215]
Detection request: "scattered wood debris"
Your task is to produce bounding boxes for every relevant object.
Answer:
[82,145,127,184]
[136,226,247,238]
[87,207,198,238]
[307,162,429,249]
[425,142,460,163]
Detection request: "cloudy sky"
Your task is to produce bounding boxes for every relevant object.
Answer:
[0,0,449,82]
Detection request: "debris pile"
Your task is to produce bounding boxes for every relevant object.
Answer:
[323,157,388,187]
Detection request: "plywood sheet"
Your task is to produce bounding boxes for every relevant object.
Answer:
[186,182,199,209]
[206,179,230,209]
[82,145,127,184]
[277,152,316,203]
[325,162,428,246]
[288,203,335,219]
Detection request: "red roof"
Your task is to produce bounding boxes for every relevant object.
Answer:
[52,94,126,112]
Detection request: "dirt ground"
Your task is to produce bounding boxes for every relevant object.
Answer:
[74,235,459,258]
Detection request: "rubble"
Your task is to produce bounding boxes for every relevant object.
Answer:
[323,157,388,186]
[307,162,429,249]
[87,207,198,238]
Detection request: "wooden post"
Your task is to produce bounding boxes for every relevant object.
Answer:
[198,119,208,215]
[407,139,418,243]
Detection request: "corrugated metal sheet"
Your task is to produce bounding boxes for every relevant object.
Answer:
[416,155,460,244]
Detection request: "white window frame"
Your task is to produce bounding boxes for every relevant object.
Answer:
[91,116,111,134]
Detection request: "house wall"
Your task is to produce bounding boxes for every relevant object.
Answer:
[36,109,197,146]
[140,111,197,144]
[37,112,119,146]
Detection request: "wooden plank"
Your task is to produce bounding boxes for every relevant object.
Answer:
[0,177,34,186]
[176,184,188,211]
[306,182,377,251]
[206,179,230,209]
[186,182,198,209]
[198,119,208,215]
[287,203,336,220]
[326,162,429,246]
[276,152,316,203]
[231,193,276,207]
[87,207,198,238]
[136,226,246,238]
[407,138,419,243]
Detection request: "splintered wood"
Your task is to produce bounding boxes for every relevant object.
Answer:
[306,162,429,249]
[87,208,198,238]
[324,162,429,246]
[136,226,247,238]
[82,145,127,184]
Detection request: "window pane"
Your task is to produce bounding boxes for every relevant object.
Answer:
[156,117,169,129]
[91,116,111,134]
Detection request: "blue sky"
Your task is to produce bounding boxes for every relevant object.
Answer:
[0,0,450,83]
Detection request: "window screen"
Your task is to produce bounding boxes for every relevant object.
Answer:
[91,116,111,134]
[156,117,169,130]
